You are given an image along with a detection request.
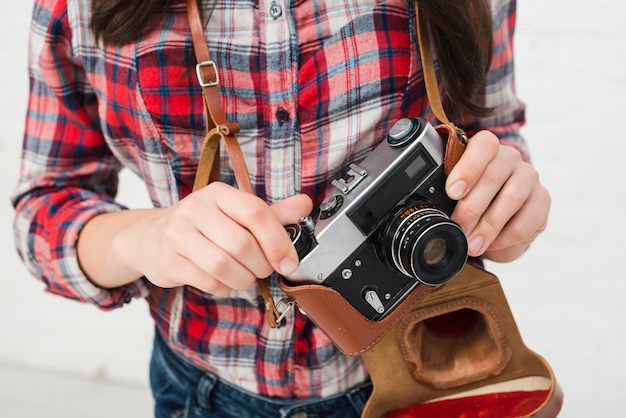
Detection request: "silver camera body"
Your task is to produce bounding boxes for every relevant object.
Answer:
[285,118,468,321]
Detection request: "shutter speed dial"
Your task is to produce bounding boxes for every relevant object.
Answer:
[319,194,344,220]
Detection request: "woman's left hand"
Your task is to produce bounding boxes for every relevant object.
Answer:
[445,130,551,262]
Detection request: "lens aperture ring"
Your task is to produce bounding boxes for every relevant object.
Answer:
[406,221,468,285]
[380,202,468,286]
[391,207,443,277]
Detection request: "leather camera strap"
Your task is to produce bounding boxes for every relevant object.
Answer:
[187,0,247,191]
[415,2,468,174]
[186,0,283,327]
[415,4,449,126]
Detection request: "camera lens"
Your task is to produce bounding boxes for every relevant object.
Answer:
[378,202,468,286]
[423,237,447,266]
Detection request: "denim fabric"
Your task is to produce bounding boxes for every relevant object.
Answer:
[150,329,372,418]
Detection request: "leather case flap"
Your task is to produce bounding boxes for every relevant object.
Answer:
[278,277,434,355]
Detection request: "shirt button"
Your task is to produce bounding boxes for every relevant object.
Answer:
[270,1,283,19]
[276,107,290,123]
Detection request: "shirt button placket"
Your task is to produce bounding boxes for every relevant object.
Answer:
[263,0,298,202]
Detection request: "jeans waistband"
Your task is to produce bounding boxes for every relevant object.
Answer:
[150,327,372,418]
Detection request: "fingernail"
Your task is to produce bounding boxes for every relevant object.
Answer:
[469,236,485,255]
[448,181,466,200]
[279,258,297,275]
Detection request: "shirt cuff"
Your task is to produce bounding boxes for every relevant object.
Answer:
[16,194,151,310]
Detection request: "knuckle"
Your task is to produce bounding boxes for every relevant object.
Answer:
[161,221,182,242]
[255,266,275,280]
[518,160,539,181]
[472,131,500,150]
[246,197,271,220]
[202,280,231,296]
[475,213,500,241]
[481,220,500,240]
[483,167,506,189]
[454,203,482,227]
[523,171,541,190]
[210,288,231,297]
[537,220,548,234]
[505,222,530,244]
[228,230,258,255]
[203,181,229,194]
[177,193,204,215]
[500,185,528,210]
[232,274,257,291]
[537,185,552,213]
[205,252,232,277]
[485,132,501,149]
[486,247,520,263]
[501,143,523,161]
[151,258,190,288]
[262,234,291,254]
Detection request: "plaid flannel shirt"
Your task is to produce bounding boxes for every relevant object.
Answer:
[12,0,525,397]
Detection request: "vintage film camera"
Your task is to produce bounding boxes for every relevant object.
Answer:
[284,117,468,321]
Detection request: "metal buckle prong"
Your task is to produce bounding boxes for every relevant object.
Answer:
[273,298,295,327]
[196,60,220,87]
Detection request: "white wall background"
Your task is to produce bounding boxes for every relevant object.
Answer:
[0,3,155,415]
[1,1,625,417]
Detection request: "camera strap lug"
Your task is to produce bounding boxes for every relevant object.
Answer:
[456,129,469,145]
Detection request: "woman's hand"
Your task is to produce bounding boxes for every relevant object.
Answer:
[445,131,551,263]
[79,183,313,296]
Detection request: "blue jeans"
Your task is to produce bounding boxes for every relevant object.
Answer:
[150,329,372,418]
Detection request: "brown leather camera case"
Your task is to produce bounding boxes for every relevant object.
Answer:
[360,263,563,418]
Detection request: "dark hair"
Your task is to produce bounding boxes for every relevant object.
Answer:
[91,0,493,116]
[418,0,493,116]
[90,0,170,46]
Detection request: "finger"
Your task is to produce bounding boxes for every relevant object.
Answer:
[270,193,314,225]
[184,267,234,297]
[201,183,306,275]
[483,243,530,264]
[260,194,314,274]
[483,185,550,262]
[463,168,533,256]
[195,192,313,278]
[179,228,259,291]
[195,212,275,279]
[147,249,234,296]
[451,145,522,236]
[445,131,500,200]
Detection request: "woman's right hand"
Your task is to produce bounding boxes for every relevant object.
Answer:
[78,182,313,296]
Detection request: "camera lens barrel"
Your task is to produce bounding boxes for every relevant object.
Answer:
[286,218,316,261]
[379,202,468,286]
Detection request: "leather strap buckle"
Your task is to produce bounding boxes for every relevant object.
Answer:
[273,298,295,327]
[196,60,220,87]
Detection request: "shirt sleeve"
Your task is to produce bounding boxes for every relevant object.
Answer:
[457,0,529,161]
[11,0,149,310]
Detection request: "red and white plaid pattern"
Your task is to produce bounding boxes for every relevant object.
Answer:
[13,0,525,397]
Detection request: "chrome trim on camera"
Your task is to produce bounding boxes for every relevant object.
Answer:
[331,163,367,194]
